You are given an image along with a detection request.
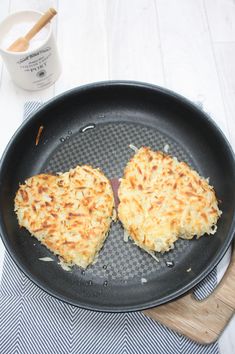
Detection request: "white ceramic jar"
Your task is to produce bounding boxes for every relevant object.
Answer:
[0,10,61,91]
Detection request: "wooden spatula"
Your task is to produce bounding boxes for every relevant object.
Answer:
[7,8,57,52]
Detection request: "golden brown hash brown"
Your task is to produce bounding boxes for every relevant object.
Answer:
[118,147,221,254]
[14,165,115,269]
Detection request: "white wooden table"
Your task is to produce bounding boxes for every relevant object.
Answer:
[0,1,234,353]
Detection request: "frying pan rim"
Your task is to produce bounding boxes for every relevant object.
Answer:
[0,80,234,312]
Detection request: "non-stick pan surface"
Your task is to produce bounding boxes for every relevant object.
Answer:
[0,81,234,312]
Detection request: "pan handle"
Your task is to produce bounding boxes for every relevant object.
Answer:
[143,240,235,345]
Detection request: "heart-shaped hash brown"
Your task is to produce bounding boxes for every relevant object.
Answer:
[118,147,221,254]
[15,165,115,268]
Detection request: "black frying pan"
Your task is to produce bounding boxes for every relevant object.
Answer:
[0,81,234,312]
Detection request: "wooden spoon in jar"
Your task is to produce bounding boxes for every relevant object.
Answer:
[7,8,57,52]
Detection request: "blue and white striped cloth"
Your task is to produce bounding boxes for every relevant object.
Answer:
[0,102,220,354]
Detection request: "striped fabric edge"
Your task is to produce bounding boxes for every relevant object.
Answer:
[23,101,42,120]
[0,252,219,354]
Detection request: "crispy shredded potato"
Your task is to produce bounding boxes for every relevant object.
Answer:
[15,165,114,268]
[118,147,222,254]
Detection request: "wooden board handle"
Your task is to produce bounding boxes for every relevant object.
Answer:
[25,8,57,41]
[144,241,235,344]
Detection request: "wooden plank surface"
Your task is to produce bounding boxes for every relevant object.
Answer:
[55,0,108,94]
[0,0,234,352]
[213,43,235,151]
[205,0,235,42]
[106,0,165,85]
[156,0,229,136]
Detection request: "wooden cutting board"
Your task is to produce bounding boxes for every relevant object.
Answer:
[143,242,235,344]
